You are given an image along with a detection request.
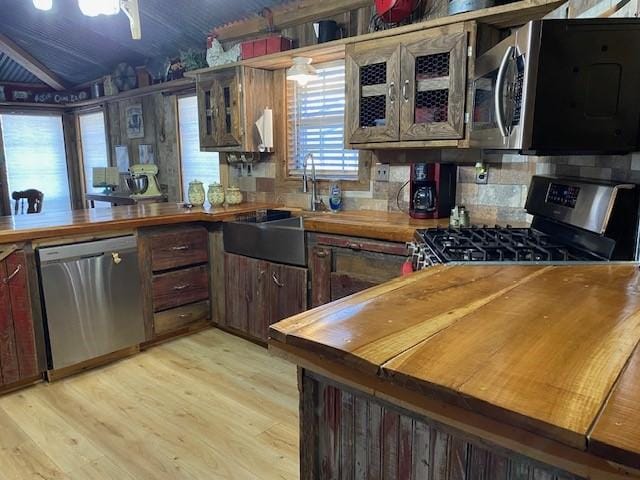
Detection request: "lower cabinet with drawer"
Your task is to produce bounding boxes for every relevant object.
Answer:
[308,233,407,307]
[138,224,212,340]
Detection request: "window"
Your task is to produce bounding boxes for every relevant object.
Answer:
[177,95,220,199]
[0,113,71,213]
[78,111,110,202]
[288,60,358,179]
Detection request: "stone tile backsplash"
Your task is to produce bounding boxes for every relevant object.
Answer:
[228,151,640,225]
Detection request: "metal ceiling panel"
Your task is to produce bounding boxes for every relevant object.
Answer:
[0,53,43,84]
[0,0,287,86]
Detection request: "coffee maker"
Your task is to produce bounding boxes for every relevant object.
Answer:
[409,163,457,219]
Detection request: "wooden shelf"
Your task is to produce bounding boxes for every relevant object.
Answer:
[187,0,562,76]
[68,77,194,109]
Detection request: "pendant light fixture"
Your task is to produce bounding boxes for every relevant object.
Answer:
[32,0,53,11]
[77,0,120,16]
[286,57,318,86]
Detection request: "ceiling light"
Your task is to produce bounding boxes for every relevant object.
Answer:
[78,0,120,16]
[33,0,53,11]
[287,57,318,86]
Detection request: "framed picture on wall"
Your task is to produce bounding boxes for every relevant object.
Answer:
[126,104,144,138]
[115,145,130,172]
[138,144,155,164]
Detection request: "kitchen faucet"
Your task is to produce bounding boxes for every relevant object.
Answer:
[302,153,326,212]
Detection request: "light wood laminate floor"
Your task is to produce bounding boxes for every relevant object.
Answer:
[0,329,299,480]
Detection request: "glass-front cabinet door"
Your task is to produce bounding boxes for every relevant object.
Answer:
[196,78,218,148]
[345,44,401,144]
[215,71,242,147]
[399,32,467,141]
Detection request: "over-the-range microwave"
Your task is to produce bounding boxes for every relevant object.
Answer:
[469,19,640,154]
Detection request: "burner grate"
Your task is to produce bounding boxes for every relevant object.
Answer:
[417,226,602,264]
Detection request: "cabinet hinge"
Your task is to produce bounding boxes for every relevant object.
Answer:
[468,46,473,58]
[465,112,470,124]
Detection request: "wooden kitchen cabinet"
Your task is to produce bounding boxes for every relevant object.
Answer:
[196,66,273,152]
[346,23,472,148]
[0,250,39,387]
[139,224,212,340]
[308,233,407,307]
[224,252,307,342]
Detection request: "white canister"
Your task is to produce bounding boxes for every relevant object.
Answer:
[208,183,225,207]
[188,180,206,207]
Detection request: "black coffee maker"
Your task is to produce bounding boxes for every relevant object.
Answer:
[409,163,457,219]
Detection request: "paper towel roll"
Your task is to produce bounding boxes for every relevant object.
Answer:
[255,108,274,151]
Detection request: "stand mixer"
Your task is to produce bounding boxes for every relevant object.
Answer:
[128,164,163,198]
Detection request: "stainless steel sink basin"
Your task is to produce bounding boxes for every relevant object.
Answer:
[223,211,306,266]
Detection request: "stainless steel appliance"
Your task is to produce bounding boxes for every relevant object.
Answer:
[38,236,145,370]
[470,19,640,153]
[409,176,640,269]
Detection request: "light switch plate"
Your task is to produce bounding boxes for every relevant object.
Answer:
[375,163,390,182]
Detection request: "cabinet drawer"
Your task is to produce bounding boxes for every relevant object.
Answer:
[154,301,210,335]
[152,265,209,312]
[315,234,407,256]
[150,227,208,272]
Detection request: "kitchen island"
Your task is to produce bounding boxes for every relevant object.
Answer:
[270,264,640,479]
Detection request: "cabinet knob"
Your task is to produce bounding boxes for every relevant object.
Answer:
[346,242,363,251]
[315,249,329,258]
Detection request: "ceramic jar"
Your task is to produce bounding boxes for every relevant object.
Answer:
[226,186,243,205]
[188,180,205,207]
[207,183,225,207]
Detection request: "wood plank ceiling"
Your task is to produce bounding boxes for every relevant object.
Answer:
[0,0,287,87]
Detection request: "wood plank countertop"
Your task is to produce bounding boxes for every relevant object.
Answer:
[301,210,518,243]
[269,263,640,470]
[0,203,280,243]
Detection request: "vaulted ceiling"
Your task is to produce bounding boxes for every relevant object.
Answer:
[0,0,286,88]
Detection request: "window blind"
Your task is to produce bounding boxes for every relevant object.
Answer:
[178,95,220,200]
[79,111,110,206]
[0,113,71,213]
[288,60,358,179]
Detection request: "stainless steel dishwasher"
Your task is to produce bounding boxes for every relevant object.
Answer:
[38,236,145,370]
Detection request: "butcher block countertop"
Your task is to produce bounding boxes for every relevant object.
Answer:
[0,202,280,243]
[270,263,640,470]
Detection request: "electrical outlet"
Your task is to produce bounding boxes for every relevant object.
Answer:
[475,163,489,184]
[375,163,390,182]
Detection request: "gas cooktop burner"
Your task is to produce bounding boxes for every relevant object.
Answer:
[414,225,606,267]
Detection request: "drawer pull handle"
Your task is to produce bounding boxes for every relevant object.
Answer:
[179,313,193,319]
[272,273,285,288]
[3,265,21,284]
[173,284,190,291]
[315,249,329,258]
[346,242,363,251]
[171,245,190,251]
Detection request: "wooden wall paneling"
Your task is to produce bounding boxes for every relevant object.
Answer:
[0,119,10,217]
[154,93,181,202]
[301,372,586,480]
[339,390,355,479]
[5,251,37,378]
[62,112,85,210]
[301,369,319,480]
[0,259,19,384]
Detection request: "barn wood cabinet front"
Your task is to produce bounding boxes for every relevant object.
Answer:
[308,233,407,307]
[196,66,274,152]
[223,252,307,342]
[345,23,473,149]
[0,250,40,388]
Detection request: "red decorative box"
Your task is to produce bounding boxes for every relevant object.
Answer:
[241,35,293,60]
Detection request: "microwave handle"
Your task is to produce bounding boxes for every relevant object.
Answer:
[494,45,514,138]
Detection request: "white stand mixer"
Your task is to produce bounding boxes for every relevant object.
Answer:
[128,164,163,198]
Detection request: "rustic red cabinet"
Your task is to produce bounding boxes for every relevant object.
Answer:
[0,250,38,386]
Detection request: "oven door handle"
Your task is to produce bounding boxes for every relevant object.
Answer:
[494,45,514,138]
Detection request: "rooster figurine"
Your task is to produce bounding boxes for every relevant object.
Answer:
[206,35,241,67]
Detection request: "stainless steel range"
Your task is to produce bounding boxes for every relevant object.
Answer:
[410,176,640,270]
